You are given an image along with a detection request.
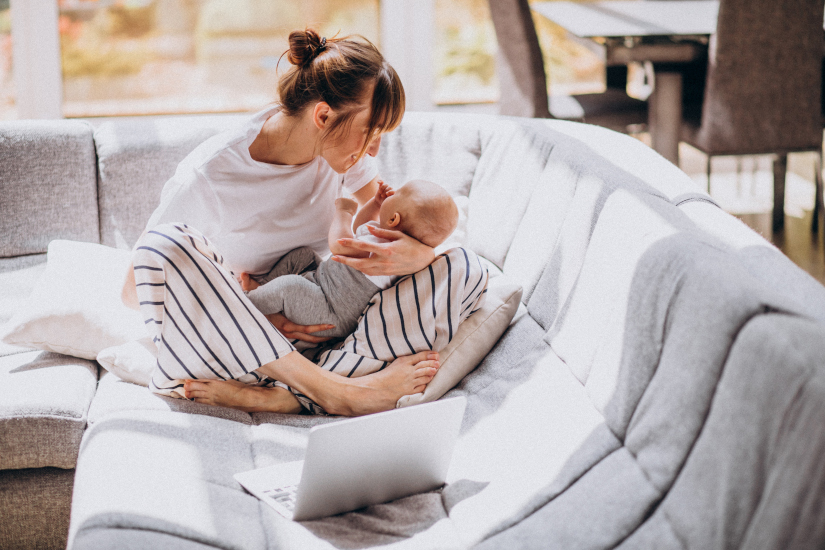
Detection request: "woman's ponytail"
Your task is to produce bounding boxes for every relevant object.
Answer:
[286,29,328,68]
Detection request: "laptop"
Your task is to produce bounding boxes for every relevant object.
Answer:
[234,396,467,521]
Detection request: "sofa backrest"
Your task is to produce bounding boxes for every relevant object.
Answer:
[92,114,245,249]
[6,112,825,440]
[0,120,99,258]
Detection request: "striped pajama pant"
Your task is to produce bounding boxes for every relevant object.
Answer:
[133,223,295,398]
[133,223,489,414]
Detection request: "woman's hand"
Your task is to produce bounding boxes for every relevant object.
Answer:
[331,225,435,276]
[266,312,334,344]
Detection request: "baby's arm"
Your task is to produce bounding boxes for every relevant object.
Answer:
[353,182,393,232]
[329,198,370,258]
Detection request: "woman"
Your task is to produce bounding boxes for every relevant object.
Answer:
[123,29,440,416]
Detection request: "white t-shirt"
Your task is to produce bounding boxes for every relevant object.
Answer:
[146,106,378,275]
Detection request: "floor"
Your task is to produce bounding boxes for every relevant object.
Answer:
[675,141,825,286]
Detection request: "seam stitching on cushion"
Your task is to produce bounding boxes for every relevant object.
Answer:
[74,524,229,550]
[477,443,624,546]
[617,309,795,547]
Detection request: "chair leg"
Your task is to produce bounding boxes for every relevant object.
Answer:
[706,155,712,195]
[736,157,743,196]
[772,153,787,234]
[813,151,824,234]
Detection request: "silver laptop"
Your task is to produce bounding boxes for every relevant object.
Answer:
[234,396,467,521]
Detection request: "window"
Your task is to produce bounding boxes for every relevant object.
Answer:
[433,0,497,105]
[431,0,607,107]
[531,0,606,96]
[0,0,12,119]
[57,0,380,117]
[8,0,611,119]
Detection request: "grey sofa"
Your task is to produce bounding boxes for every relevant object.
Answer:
[2,111,825,550]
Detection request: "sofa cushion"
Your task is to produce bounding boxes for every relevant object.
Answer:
[539,118,700,203]
[624,313,825,549]
[70,313,616,549]
[88,370,255,426]
[0,255,47,357]
[376,111,483,200]
[0,350,98,469]
[680,200,825,323]
[94,114,245,249]
[466,117,557,272]
[0,120,99,258]
[0,467,75,550]
[1,240,146,360]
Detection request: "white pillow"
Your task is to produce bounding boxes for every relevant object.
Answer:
[97,337,156,386]
[396,274,522,408]
[0,240,147,360]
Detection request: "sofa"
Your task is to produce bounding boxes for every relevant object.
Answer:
[2,111,825,550]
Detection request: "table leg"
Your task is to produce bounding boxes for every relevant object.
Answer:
[772,154,787,234]
[649,71,683,166]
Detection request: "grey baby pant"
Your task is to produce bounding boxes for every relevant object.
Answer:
[245,247,380,339]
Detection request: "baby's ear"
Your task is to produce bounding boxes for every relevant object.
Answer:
[387,213,401,227]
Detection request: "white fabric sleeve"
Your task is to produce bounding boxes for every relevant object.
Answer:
[145,169,220,235]
[342,154,379,194]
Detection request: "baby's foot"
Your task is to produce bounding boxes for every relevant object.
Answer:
[239,272,260,291]
[183,379,301,413]
[344,351,440,416]
[335,197,358,215]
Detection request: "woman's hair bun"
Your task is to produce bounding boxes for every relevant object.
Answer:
[287,29,328,67]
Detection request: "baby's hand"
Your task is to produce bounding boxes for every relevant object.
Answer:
[335,197,358,215]
[374,181,395,205]
[238,272,259,292]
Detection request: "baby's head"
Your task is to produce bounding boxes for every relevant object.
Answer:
[379,180,458,248]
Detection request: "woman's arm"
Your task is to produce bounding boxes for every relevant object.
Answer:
[122,263,140,311]
[352,176,380,206]
[336,177,435,276]
[122,228,150,311]
[328,198,370,259]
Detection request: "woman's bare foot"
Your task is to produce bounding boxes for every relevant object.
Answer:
[239,272,260,291]
[183,379,302,413]
[341,351,440,416]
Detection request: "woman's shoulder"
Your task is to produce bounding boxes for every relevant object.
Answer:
[178,117,258,174]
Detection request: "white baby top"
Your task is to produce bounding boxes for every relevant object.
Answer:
[146,105,378,275]
[354,221,396,290]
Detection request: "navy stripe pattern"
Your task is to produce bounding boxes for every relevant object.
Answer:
[301,247,489,414]
[132,223,295,398]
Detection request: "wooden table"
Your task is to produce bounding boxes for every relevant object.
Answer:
[532,1,719,165]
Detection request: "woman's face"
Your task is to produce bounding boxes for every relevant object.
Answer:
[321,107,382,173]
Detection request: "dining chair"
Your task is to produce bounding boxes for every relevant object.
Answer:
[487,0,647,132]
[680,0,824,233]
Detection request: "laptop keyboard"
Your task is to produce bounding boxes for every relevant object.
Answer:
[263,485,298,511]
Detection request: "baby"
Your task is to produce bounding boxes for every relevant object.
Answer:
[242,179,459,343]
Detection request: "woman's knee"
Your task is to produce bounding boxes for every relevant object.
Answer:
[135,223,215,270]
